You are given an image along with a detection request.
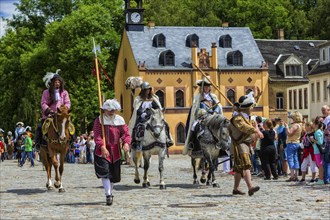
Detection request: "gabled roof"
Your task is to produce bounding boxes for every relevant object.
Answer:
[255,39,326,82]
[126,26,264,70]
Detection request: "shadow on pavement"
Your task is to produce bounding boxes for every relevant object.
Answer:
[6,188,47,195]
[54,202,104,206]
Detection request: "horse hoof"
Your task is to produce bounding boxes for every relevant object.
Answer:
[142,183,149,188]
[134,179,140,184]
[206,181,211,186]
[59,188,66,193]
[212,183,219,188]
[54,183,61,188]
[159,185,166,190]
[200,178,206,184]
[193,180,199,185]
[147,182,151,187]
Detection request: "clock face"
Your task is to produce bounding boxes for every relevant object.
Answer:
[130,12,141,23]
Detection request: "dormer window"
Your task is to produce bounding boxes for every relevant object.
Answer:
[227,50,243,66]
[283,56,303,77]
[159,50,175,66]
[186,34,199,48]
[219,34,232,48]
[152,33,166,47]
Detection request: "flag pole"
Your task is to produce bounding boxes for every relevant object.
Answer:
[93,38,106,148]
[193,64,233,106]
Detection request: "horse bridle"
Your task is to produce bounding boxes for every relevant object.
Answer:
[51,112,70,144]
[146,117,165,139]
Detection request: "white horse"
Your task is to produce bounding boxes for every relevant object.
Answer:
[131,108,167,189]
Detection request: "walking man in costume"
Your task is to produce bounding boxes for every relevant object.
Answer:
[93,99,131,206]
[229,92,263,196]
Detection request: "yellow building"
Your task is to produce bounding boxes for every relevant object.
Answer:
[114,1,269,153]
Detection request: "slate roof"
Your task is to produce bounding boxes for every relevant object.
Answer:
[126,26,265,70]
[255,40,326,82]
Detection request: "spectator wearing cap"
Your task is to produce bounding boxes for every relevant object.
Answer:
[93,99,131,205]
[229,92,263,196]
[19,132,34,167]
[15,122,25,141]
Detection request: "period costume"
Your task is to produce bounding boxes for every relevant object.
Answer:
[93,99,131,205]
[128,81,173,150]
[229,111,256,175]
[229,92,260,196]
[183,76,223,155]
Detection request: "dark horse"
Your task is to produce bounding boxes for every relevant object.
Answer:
[131,108,168,189]
[41,105,73,192]
[189,113,231,187]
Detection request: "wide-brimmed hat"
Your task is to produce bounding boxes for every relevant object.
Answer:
[16,122,24,126]
[102,99,121,111]
[234,92,256,109]
[196,76,212,86]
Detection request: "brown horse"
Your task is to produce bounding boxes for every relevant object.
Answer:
[41,105,73,192]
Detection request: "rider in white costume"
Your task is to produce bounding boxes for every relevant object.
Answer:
[183,76,223,155]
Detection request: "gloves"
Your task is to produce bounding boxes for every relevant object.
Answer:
[141,113,147,119]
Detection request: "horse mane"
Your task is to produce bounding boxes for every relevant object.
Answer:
[203,114,226,128]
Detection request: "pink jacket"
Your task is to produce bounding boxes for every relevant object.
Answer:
[41,89,71,119]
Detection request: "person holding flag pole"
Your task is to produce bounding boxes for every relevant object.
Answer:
[91,39,131,206]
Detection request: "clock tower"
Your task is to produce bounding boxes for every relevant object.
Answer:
[124,0,144,31]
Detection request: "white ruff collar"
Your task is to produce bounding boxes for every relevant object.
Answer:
[100,114,125,126]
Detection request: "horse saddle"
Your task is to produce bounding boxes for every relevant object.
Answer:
[42,118,75,136]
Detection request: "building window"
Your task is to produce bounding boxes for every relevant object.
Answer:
[289,90,292,109]
[276,92,284,110]
[304,88,308,109]
[324,80,328,101]
[155,90,165,108]
[227,51,243,66]
[227,88,236,106]
[219,34,232,48]
[159,50,175,66]
[176,123,185,144]
[299,89,303,109]
[311,83,315,102]
[152,33,166,47]
[293,90,297,109]
[322,49,326,61]
[245,88,253,95]
[186,34,199,48]
[175,89,184,107]
[316,82,320,101]
[285,65,302,77]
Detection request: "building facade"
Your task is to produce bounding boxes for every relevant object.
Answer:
[115,1,269,153]
[307,41,330,120]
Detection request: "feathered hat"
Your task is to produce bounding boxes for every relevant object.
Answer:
[196,76,212,86]
[234,91,256,109]
[43,69,63,88]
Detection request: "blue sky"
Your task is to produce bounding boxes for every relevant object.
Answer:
[0,0,19,36]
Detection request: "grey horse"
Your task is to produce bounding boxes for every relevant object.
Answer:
[189,113,231,187]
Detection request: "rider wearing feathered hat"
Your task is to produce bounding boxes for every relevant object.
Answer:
[36,69,71,148]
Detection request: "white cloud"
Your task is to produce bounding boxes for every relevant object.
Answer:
[0,0,19,37]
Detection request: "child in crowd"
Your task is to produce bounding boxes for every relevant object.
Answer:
[300,122,317,183]
[312,118,324,185]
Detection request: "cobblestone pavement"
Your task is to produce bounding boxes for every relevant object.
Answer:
[1,155,329,220]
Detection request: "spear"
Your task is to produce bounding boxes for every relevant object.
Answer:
[193,64,233,106]
[93,38,106,148]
